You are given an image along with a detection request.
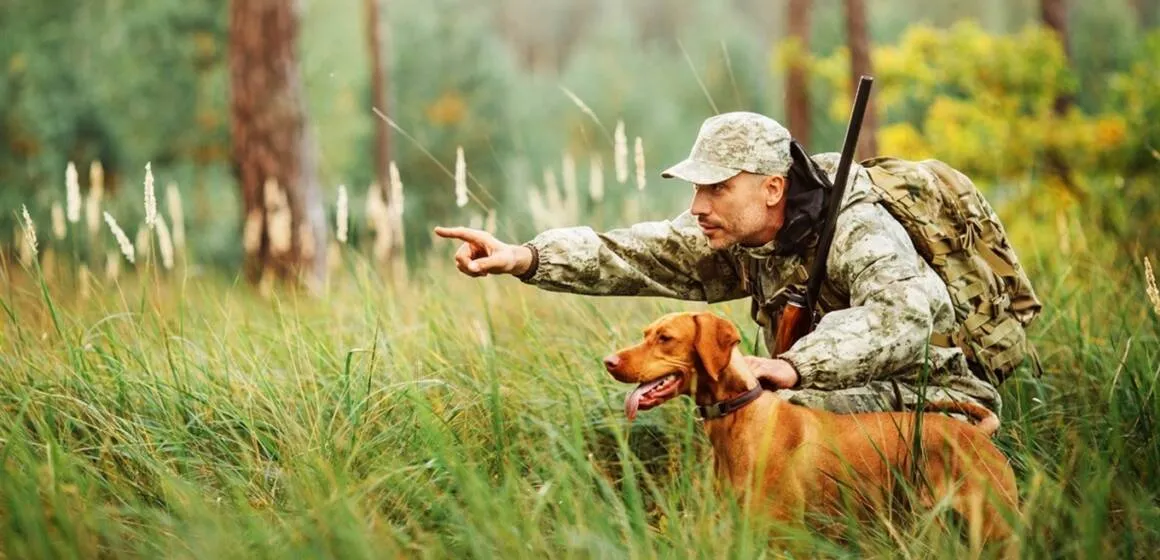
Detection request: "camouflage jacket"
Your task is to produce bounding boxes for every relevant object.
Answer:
[518,153,1002,412]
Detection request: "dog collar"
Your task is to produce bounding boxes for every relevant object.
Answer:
[697,385,764,420]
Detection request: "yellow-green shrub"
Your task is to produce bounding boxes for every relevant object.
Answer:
[794,21,1150,183]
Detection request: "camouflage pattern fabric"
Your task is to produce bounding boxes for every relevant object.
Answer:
[774,381,987,417]
[661,112,794,184]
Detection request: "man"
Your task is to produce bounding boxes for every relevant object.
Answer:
[434,112,1002,417]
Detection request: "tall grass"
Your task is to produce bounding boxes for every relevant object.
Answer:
[2,197,1159,559]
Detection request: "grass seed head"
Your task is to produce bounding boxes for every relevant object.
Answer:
[264,179,292,257]
[589,154,604,203]
[104,211,135,264]
[87,162,105,236]
[1146,256,1160,317]
[634,136,647,191]
[156,216,175,270]
[336,185,349,244]
[167,182,185,252]
[20,205,37,264]
[105,249,120,281]
[66,162,81,223]
[51,202,67,240]
[455,146,468,208]
[614,120,628,184]
[389,161,404,216]
[144,162,157,230]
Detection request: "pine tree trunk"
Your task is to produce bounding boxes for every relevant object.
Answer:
[1041,0,1071,115]
[1134,0,1157,29]
[1040,0,1080,196]
[786,0,812,150]
[365,0,391,198]
[843,0,878,160]
[228,0,326,291]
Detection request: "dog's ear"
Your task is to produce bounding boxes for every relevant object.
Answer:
[693,313,740,379]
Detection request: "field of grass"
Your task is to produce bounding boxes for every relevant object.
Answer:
[2,213,1159,558]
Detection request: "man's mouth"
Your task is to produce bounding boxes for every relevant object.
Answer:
[624,373,682,421]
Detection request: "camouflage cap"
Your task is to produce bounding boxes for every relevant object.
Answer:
[661,112,793,184]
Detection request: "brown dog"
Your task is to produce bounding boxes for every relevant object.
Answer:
[603,311,1018,551]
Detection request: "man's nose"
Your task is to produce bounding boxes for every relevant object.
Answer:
[689,190,710,216]
[603,354,622,372]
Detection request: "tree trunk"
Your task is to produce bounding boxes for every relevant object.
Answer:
[1133,0,1157,29]
[786,0,812,150]
[1041,0,1071,115]
[1040,0,1081,197]
[365,0,391,199]
[228,0,326,291]
[364,0,406,266]
[843,0,877,160]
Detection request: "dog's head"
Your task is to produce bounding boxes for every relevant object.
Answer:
[602,311,741,420]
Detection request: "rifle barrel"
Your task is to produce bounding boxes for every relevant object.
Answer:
[803,76,874,329]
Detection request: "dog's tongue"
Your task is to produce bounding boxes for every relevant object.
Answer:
[624,378,666,421]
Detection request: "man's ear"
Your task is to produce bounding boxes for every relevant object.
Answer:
[693,313,741,379]
[765,175,787,207]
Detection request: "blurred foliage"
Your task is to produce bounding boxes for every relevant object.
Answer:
[796,21,1160,252]
[1,0,1157,271]
[803,22,1138,181]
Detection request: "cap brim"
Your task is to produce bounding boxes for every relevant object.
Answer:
[660,159,740,185]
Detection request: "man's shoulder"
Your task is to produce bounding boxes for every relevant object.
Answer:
[808,152,874,209]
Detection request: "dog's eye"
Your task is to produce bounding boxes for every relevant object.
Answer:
[657,333,673,343]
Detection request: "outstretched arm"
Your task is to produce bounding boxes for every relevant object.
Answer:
[434,211,748,303]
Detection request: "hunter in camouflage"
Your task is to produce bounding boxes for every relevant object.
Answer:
[434,111,1002,417]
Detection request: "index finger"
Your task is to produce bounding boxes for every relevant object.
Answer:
[433,226,488,244]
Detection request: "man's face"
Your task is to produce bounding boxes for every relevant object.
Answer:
[689,172,785,249]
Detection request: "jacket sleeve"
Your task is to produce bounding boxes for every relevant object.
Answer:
[777,199,942,389]
[518,211,749,303]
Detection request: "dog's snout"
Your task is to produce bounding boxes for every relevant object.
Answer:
[603,354,622,372]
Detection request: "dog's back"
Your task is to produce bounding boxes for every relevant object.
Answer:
[795,402,1019,547]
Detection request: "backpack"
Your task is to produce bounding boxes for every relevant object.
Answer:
[858,156,1043,385]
